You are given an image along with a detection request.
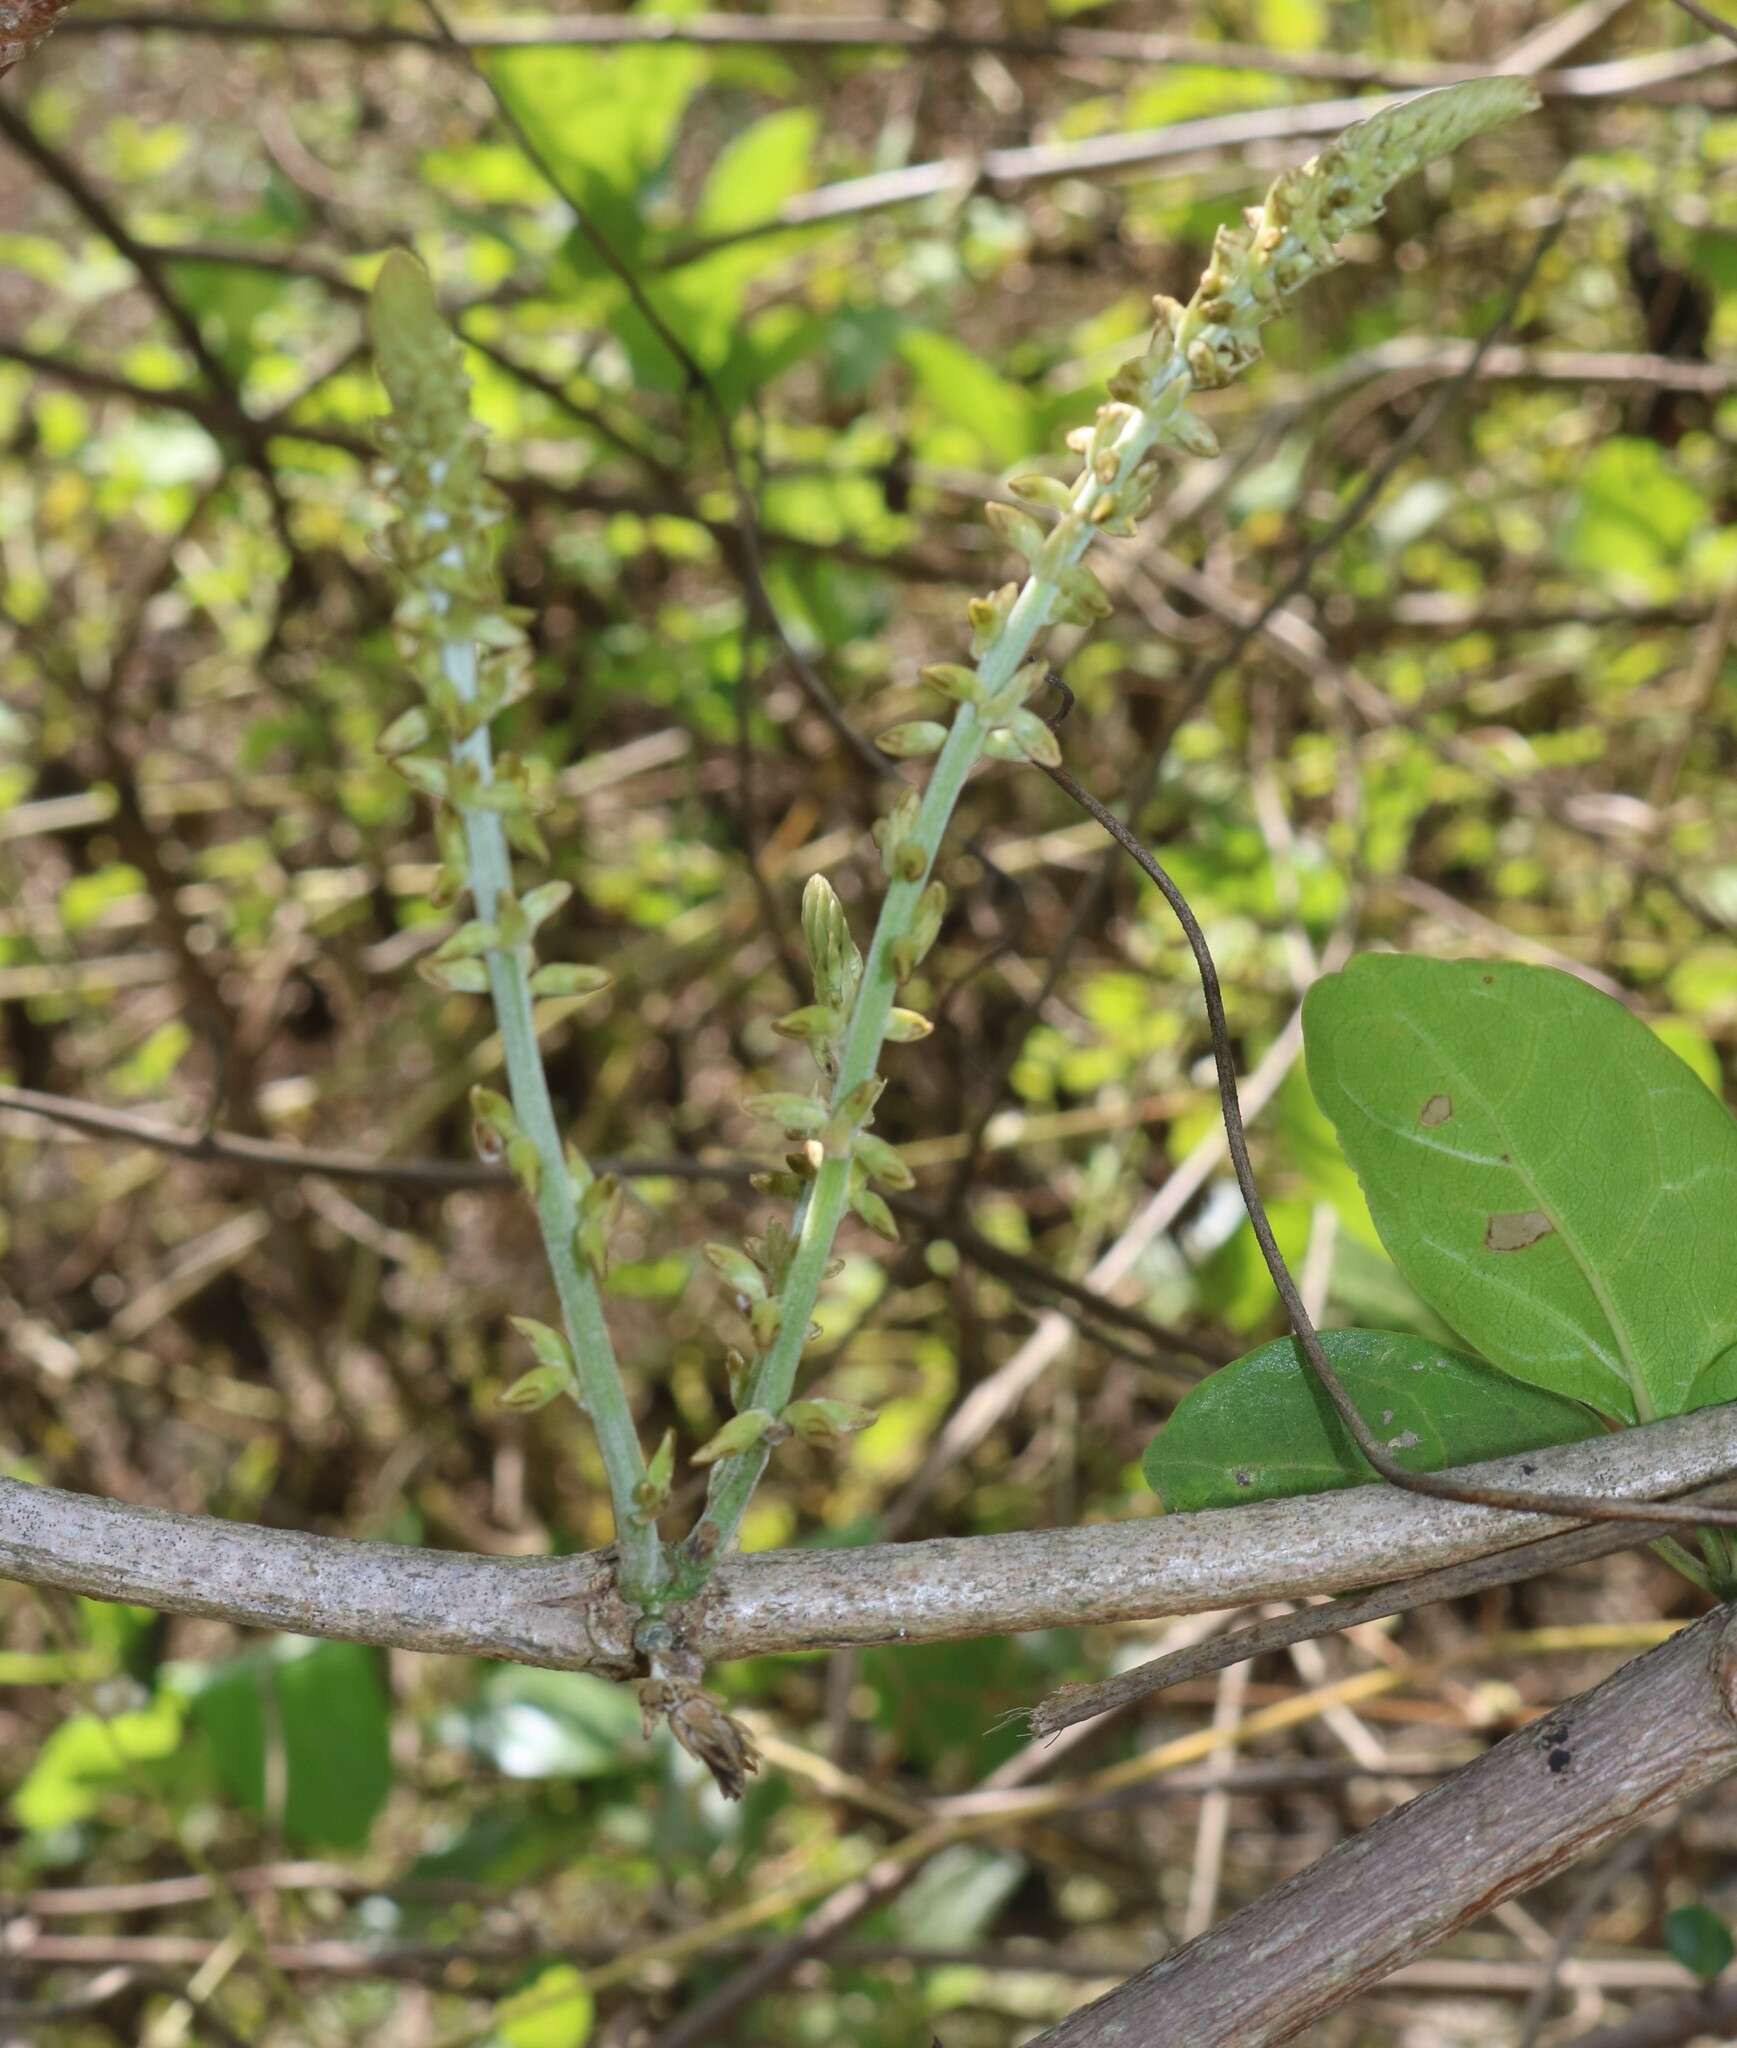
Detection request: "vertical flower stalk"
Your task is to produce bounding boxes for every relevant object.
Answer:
[677,78,1540,1587]
[370,253,665,1607]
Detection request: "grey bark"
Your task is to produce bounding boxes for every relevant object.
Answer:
[2,1406,1736,1667]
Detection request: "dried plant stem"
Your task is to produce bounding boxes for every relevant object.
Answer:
[1029,1608,1737,2047]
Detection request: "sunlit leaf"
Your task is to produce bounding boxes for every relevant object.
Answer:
[13,1693,184,1831]
[697,108,817,233]
[493,1963,595,2048]
[1558,438,1708,598]
[900,329,1037,468]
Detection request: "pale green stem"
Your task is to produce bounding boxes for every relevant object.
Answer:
[439,635,664,1606]
[679,404,1172,1584]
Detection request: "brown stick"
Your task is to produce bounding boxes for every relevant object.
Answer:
[0,0,78,75]
[1028,1608,1737,2048]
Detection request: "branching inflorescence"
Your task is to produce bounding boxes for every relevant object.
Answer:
[369,78,1538,1787]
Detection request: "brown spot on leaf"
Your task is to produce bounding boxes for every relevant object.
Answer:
[1485,1209,1555,1253]
[1419,1093,1453,1127]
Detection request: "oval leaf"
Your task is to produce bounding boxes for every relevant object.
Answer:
[1304,959,1737,1422]
[1142,1329,1601,1513]
[1664,1903,1735,1983]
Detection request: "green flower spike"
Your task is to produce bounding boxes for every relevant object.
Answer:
[677,82,1539,1592]
[371,251,664,1608]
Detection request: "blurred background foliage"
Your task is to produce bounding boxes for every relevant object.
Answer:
[5,2,1737,2043]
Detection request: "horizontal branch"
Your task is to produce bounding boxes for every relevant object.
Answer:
[9,5,1569,79]
[1031,1605,1737,2047]
[0,1081,744,1191]
[4,1409,1737,1669]
[0,1084,1211,1363]
[51,10,1733,108]
[1029,1494,1734,1734]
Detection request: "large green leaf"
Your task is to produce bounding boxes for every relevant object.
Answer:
[12,1693,185,1831]
[899,329,1037,468]
[1304,958,1737,1422]
[696,108,817,233]
[1144,1329,1601,1512]
[189,1638,390,1850]
[487,39,705,272]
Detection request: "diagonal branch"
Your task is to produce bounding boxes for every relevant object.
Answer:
[0,0,79,74]
[1028,1605,1737,2048]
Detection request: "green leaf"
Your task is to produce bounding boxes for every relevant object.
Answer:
[900,329,1037,469]
[696,108,817,233]
[111,1020,192,1098]
[60,863,143,934]
[691,1408,779,1464]
[493,1962,595,2048]
[1143,1330,1600,1512]
[498,1364,570,1411]
[489,41,704,273]
[189,1639,390,1850]
[887,1845,1026,1951]
[12,1693,184,1831]
[1665,1903,1734,1982]
[1304,958,1737,1423]
[1558,438,1708,598]
[1686,1339,1737,1411]
[509,1317,575,1376]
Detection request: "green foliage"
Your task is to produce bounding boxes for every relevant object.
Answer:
[1664,1902,1735,1981]
[9,12,1735,2034]
[1144,1330,1600,1511]
[188,1640,391,1851]
[12,1690,184,1832]
[492,1963,596,2048]
[1559,439,1710,599]
[1149,959,1737,1543]
[1303,958,1737,1422]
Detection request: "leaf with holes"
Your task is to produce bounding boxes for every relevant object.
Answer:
[1304,958,1737,1422]
[1143,1329,1600,1513]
